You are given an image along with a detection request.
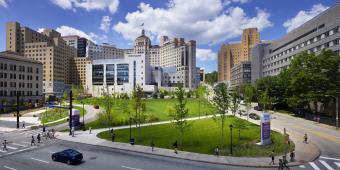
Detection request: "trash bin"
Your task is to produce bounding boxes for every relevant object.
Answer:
[130,138,135,145]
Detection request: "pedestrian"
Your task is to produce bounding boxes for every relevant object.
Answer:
[22,121,25,128]
[278,159,283,170]
[151,140,155,152]
[214,146,219,156]
[269,150,275,165]
[110,128,113,134]
[51,129,55,139]
[2,140,7,151]
[89,126,92,134]
[282,156,289,169]
[42,125,46,133]
[303,133,308,143]
[290,150,295,162]
[31,135,36,146]
[37,133,41,143]
[71,127,75,137]
[173,141,178,154]
[111,133,115,142]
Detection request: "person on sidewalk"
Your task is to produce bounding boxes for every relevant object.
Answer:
[42,124,46,133]
[269,150,275,165]
[151,140,155,152]
[111,133,116,142]
[2,140,7,151]
[71,127,75,137]
[31,135,36,146]
[89,127,92,134]
[173,141,178,154]
[214,146,219,156]
[290,150,295,162]
[303,133,308,143]
[278,159,283,170]
[282,156,289,169]
[22,121,25,128]
[37,134,41,143]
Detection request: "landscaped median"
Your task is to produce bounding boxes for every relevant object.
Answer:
[97,116,294,157]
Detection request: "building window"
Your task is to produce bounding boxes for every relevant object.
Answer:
[117,64,129,85]
[92,65,104,85]
[106,64,115,85]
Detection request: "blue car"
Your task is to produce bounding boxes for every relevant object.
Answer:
[51,149,83,165]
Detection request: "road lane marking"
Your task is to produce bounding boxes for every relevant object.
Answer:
[335,162,340,168]
[121,166,141,170]
[299,165,306,168]
[11,143,26,147]
[0,150,7,153]
[21,141,30,144]
[6,146,18,150]
[5,147,33,156]
[319,160,334,170]
[3,166,17,170]
[31,157,49,164]
[320,156,340,161]
[309,162,320,170]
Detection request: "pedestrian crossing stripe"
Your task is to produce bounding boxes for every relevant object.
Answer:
[0,150,7,153]
[5,146,18,150]
[299,165,306,168]
[319,160,334,170]
[11,143,26,147]
[309,162,321,170]
[335,162,340,168]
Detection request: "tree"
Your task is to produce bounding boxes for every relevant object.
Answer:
[132,85,145,142]
[101,88,115,127]
[62,91,68,103]
[231,90,239,116]
[195,85,207,118]
[258,89,272,111]
[244,84,254,120]
[169,85,190,148]
[233,118,247,142]
[212,82,230,149]
[205,71,218,85]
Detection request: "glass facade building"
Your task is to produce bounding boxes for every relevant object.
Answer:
[92,65,104,85]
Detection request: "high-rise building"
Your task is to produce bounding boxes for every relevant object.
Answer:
[62,35,87,57]
[251,4,340,82]
[86,41,124,60]
[230,61,251,88]
[6,22,77,96]
[0,51,43,107]
[218,28,260,82]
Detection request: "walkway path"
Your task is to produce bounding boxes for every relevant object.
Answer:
[56,113,320,167]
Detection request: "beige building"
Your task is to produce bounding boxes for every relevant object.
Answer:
[6,22,77,96]
[0,51,43,107]
[72,57,92,86]
[218,28,260,82]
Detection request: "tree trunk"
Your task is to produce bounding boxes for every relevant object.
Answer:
[238,129,241,142]
[221,115,225,149]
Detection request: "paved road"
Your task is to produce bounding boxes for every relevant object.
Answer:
[0,140,278,170]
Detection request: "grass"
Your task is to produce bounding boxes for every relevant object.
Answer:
[97,116,294,157]
[41,106,86,125]
[82,98,216,129]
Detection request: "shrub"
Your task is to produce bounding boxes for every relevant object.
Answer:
[152,93,158,99]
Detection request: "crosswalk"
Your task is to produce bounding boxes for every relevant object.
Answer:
[0,129,58,157]
[298,156,340,170]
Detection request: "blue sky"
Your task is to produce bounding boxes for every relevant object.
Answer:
[0,0,337,72]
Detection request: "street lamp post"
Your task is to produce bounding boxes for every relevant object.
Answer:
[229,124,233,155]
[81,101,85,130]
[129,117,132,145]
[335,96,339,130]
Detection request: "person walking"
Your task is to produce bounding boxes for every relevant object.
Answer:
[303,133,308,143]
[31,135,36,146]
[37,134,41,143]
[42,125,46,133]
[111,133,116,142]
[278,159,283,170]
[151,140,155,152]
[173,141,178,154]
[282,156,289,169]
[269,150,275,165]
[214,146,219,156]
[22,121,25,128]
[89,126,92,134]
[71,127,75,137]
[2,140,7,151]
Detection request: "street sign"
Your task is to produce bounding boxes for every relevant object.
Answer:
[260,112,271,145]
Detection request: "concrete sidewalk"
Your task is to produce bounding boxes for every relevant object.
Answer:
[56,114,320,167]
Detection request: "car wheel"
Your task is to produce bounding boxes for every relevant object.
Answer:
[67,160,71,165]
[52,156,56,161]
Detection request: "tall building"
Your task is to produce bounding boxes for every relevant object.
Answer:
[6,22,77,96]
[230,61,251,88]
[62,35,87,57]
[218,28,260,82]
[251,4,340,82]
[0,51,43,107]
[86,41,124,60]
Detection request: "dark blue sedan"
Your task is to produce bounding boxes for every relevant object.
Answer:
[51,149,83,165]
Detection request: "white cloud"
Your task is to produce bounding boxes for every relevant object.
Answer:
[223,0,250,6]
[37,28,45,33]
[113,0,272,45]
[55,25,107,43]
[50,0,119,14]
[0,0,8,7]
[100,16,112,32]
[283,4,328,33]
[196,48,217,61]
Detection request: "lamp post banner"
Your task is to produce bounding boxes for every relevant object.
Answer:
[260,112,271,145]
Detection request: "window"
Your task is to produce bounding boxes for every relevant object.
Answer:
[92,65,104,85]
[106,64,115,85]
[117,64,129,85]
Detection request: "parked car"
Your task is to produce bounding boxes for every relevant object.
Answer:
[52,149,83,165]
[249,113,260,120]
[241,112,249,116]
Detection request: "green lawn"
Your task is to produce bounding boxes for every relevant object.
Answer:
[97,116,294,157]
[41,106,86,125]
[83,98,216,129]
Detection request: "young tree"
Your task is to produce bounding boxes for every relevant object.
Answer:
[259,89,273,112]
[101,88,115,127]
[244,85,254,120]
[195,85,207,118]
[212,82,230,149]
[233,118,247,142]
[132,85,145,142]
[169,85,190,148]
[231,90,239,116]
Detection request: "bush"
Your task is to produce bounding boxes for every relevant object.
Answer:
[152,93,158,99]
[160,93,165,99]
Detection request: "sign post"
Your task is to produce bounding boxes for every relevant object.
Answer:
[260,112,271,145]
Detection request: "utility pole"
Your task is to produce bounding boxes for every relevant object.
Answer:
[69,90,73,136]
[16,92,19,129]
